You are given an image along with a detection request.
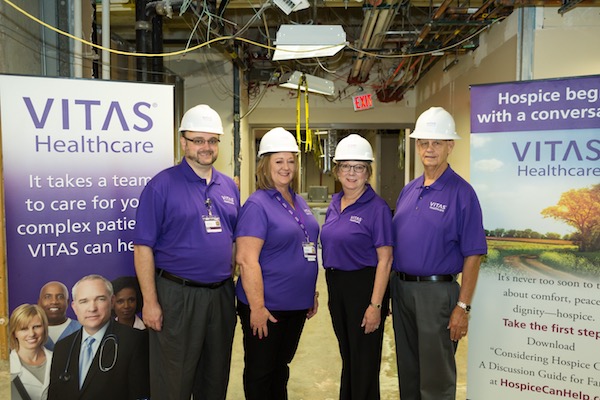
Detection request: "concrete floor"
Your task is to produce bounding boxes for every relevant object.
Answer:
[226,268,468,399]
[1,269,468,399]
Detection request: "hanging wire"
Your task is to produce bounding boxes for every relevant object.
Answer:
[4,0,506,61]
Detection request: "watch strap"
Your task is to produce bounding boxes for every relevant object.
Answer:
[457,301,471,313]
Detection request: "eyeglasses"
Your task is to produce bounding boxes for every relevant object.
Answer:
[416,140,448,150]
[339,163,367,173]
[183,136,220,146]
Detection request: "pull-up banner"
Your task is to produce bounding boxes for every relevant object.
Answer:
[468,75,600,399]
[0,75,174,310]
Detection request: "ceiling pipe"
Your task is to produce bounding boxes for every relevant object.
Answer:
[470,0,497,19]
[136,0,151,82]
[233,49,241,184]
[349,0,400,83]
[73,0,83,77]
[383,58,406,87]
[374,0,509,98]
[495,0,596,6]
[151,13,164,82]
[102,0,111,79]
[413,0,453,46]
[350,8,380,80]
[360,8,382,47]
[357,4,398,81]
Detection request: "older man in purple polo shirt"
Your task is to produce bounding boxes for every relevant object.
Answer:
[391,107,487,400]
[133,105,239,400]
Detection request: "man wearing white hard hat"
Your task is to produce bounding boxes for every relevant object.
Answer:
[391,107,487,399]
[133,104,240,400]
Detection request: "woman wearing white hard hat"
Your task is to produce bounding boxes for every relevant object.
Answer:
[235,127,320,400]
[320,134,393,400]
[391,107,487,400]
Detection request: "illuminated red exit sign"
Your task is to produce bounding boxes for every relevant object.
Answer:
[352,93,373,111]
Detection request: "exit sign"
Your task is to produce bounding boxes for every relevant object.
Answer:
[352,93,374,111]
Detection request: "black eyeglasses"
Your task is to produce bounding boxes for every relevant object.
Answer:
[339,163,367,173]
[416,140,448,150]
[183,136,220,146]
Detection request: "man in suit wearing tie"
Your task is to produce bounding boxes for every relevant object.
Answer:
[48,274,150,400]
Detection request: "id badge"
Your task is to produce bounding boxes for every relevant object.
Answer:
[302,241,317,262]
[202,215,222,233]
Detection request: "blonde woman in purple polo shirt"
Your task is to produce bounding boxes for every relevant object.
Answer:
[391,107,487,400]
[235,127,320,400]
[320,134,393,400]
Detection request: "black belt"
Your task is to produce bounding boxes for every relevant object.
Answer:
[157,269,230,289]
[395,271,455,282]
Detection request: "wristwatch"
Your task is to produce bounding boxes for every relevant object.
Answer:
[456,301,471,313]
[369,302,382,309]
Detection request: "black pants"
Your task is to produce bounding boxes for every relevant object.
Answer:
[150,276,236,400]
[237,302,308,400]
[326,267,390,400]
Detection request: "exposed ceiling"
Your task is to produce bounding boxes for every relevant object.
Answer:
[99,0,598,102]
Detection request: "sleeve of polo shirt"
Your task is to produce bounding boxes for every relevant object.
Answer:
[371,201,394,248]
[234,200,268,241]
[133,183,165,248]
[459,188,488,257]
[394,185,408,211]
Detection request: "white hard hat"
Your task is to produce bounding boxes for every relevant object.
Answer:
[409,107,461,140]
[333,134,374,162]
[178,104,224,135]
[258,127,299,157]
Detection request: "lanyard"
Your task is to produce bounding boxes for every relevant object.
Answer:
[275,194,311,242]
[205,197,214,216]
[199,180,216,216]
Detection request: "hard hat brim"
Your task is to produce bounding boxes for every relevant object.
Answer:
[409,131,461,140]
[178,128,224,135]
[332,157,374,162]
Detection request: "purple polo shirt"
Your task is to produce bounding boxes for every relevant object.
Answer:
[133,157,240,283]
[235,188,319,311]
[392,166,487,275]
[321,185,392,270]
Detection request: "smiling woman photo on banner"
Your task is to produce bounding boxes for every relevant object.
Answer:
[10,304,52,400]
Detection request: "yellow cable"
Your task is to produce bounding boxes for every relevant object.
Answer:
[304,76,311,152]
[2,0,351,59]
[4,0,497,61]
[296,77,302,148]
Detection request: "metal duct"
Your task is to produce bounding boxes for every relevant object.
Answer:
[349,0,400,84]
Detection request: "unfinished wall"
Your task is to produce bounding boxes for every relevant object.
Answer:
[413,6,600,181]
[0,0,41,76]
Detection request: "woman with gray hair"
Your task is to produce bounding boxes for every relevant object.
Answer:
[320,134,393,400]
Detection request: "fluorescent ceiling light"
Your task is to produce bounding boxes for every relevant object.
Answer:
[273,25,347,61]
[279,71,335,96]
[272,0,310,15]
